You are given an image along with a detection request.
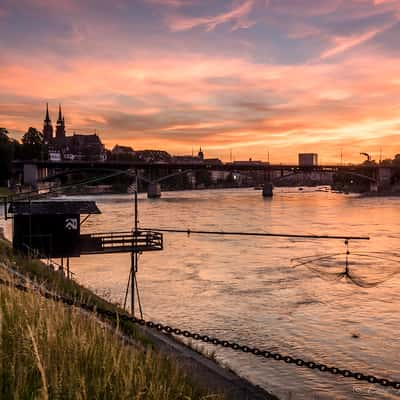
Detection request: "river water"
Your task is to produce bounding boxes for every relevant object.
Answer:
[2,188,400,399]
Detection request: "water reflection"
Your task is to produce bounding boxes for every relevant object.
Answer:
[2,188,399,399]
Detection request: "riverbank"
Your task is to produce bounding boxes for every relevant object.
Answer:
[0,187,11,196]
[0,238,276,400]
[358,190,400,197]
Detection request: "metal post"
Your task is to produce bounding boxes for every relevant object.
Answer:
[66,257,70,279]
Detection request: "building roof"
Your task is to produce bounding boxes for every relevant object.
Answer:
[172,155,203,162]
[69,134,103,146]
[205,158,223,165]
[8,200,101,215]
[134,150,172,162]
[112,145,134,153]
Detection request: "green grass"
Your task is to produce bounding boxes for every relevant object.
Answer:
[0,239,115,308]
[0,239,148,344]
[0,240,224,399]
[0,278,222,400]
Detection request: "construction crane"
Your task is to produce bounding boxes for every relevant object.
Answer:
[360,152,371,162]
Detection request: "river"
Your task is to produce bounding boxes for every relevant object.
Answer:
[2,188,400,399]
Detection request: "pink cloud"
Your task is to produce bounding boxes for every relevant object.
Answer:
[144,0,193,7]
[268,0,343,17]
[166,0,255,32]
[373,0,397,5]
[318,25,391,59]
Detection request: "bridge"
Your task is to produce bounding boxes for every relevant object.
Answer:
[12,159,396,197]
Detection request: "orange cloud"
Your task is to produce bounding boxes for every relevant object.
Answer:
[1,0,400,163]
[2,46,399,162]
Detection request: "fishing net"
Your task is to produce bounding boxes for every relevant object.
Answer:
[292,242,400,287]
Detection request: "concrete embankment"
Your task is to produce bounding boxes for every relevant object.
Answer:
[0,236,277,400]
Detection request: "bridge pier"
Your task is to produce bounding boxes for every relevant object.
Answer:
[147,182,161,199]
[370,182,378,192]
[377,167,392,191]
[23,163,39,189]
[262,182,273,197]
[23,164,49,190]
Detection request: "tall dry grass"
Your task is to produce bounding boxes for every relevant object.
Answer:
[0,281,222,399]
[0,238,224,400]
[0,239,152,346]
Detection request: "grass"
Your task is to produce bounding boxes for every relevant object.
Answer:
[0,277,222,399]
[0,239,148,344]
[0,187,11,196]
[0,240,224,399]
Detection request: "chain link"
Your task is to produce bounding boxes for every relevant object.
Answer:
[1,277,399,391]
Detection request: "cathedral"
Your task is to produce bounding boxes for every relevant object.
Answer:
[43,104,106,161]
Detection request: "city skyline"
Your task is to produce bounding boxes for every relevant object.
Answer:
[1,0,400,162]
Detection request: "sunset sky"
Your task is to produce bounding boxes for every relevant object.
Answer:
[1,0,399,163]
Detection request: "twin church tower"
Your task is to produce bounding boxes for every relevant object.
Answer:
[41,103,106,161]
[43,103,66,145]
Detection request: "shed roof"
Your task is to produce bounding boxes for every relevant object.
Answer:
[8,200,101,215]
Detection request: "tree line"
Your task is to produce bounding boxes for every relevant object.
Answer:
[0,127,44,186]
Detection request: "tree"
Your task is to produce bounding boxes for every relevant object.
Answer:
[0,127,8,141]
[22,127,43,146]
[19,127,45,160]
[393,154,400,166]
[380,158,393,166]
[0,127,15,186]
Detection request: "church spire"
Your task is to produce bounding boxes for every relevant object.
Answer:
[57,104,63,123]
[45,103,51,123]
[55,104,66,143]
[198,146,204,160]
[43,103,53,144]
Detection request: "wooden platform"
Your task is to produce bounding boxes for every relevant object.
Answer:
[80,230,163,255]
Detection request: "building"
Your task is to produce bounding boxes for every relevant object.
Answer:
[210,170,230,182]
[55,104,66,146]
[198,147,204,160]
[112,145,134,156]
[110,145,135,161]
[42,104,106,161]
[298,153,318,166]
[43,103,53,144]
[172,155,204,164]
[48,149,62,161]
[67,134,106,161]
[133,150,171,163]
[172,148,205,164]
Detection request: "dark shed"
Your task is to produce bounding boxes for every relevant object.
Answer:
[8,200,100,258]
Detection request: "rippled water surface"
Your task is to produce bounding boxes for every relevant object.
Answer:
[3,188,400,399]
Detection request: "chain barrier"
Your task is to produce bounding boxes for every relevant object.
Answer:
[1,277,399,390]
